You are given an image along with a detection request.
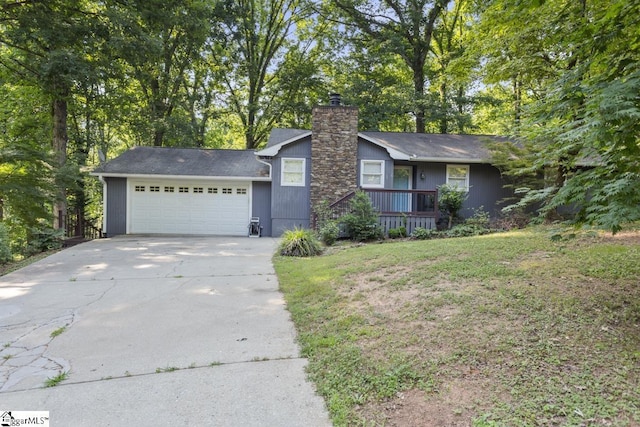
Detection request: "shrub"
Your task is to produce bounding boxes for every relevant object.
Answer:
[318,220,339,246]
[438,184,468,229]
[466,207,490,229]
[388,227,407,239]
[411,227,438,240]
[442,223,490,238]
[279,227,323,257]
[25,225,63,256]
[341,191,382,241]
[313,200,334,227]
[0,222,12,264]
[493,209,532,230]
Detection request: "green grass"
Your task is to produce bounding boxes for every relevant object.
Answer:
[44,371,68,388]
[275,227,640,426]
[155,366,179,373]
[50,326,67,338]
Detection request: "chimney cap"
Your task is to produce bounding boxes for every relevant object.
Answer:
[329,93,341,106]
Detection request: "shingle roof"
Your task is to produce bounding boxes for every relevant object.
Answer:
[266,128,311,147]
[361,132,509,162]
[92,146,270,178]
[262,129,509,163]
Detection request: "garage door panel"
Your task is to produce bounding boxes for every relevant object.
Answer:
[129,180,250,235]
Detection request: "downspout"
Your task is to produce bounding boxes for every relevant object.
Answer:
[256,156,273,236]
[256,157,272,179]
[99,175,107,236]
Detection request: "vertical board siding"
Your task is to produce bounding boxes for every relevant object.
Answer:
[379,215,436,236]
[271,138,311,236]
[252,181,272,237]
[357,141,394,188]
[466,164,512,217]
[410,162,509,218]
[105,177,127,236]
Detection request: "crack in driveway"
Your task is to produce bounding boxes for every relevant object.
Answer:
[0,280,119,391]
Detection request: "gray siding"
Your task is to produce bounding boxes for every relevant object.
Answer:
[251,181,272,237]
[270,137,312,236]
[466,163,512,217]
[105,177,127,236]
[412,162,510,218]
[357,141,394,188]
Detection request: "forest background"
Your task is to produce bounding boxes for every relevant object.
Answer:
[0,0,638,259]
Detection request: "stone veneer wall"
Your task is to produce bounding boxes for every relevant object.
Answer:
[310,105,359,219]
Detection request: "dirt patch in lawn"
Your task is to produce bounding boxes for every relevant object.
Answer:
[357,379,499,427]
[333,232,640,425]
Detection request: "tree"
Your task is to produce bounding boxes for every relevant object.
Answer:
[482,0,640,232]
[0,77,56,253]
[330,40,415,131]
[214,0,320,149]
[0,0,104,229]
[105,0,219,147]
[325,0,450,133]
[472,0,565,134]
[427,0,475,134]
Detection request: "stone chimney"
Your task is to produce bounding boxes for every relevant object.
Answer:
[310,94,359,215]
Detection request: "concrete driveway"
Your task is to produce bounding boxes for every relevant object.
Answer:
[0,236,331,426]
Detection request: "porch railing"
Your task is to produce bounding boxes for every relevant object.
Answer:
[322,188,439,235]
[329,189,439,218]
[364,189,438,217]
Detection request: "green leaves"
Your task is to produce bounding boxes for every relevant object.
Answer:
[481,0,640,233]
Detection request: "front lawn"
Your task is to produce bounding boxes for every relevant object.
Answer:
[274,228,640,426]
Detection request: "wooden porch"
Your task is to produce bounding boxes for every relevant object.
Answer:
[327,189,439,236]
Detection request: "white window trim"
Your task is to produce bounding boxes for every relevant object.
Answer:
[360,160,385,188]
[446,164,470,191]
[281,158,306,187]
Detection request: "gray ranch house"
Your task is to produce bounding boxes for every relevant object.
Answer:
[92,99,512,237]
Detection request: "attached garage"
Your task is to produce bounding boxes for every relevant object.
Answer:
[128,179,250,235]
[92,146,271,237]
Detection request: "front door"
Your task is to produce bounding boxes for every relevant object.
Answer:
[393,166,412,212]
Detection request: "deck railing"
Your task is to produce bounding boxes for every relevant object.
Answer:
[324,188,439,235]
[329,189,438,217]
[364,189,438,217]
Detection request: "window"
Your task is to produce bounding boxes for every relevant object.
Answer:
[178,187,189,193]
[360,160,385,188]
[135,185,145,192]
[208,187,218,194]
[149,186,160,192]
[164,186,175,193]
[281,158,305,186]
[222,188,232,194]
[446,165,470,191]
[236,188,247,195]
[193,187,203,194]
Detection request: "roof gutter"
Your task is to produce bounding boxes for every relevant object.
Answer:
[90,172,272,181]
[408,156,489,164]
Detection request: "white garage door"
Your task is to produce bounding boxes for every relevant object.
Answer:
[129,179,250,235]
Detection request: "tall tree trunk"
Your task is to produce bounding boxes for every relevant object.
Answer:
[150,78,166,147]
[52,98,68,230]
[439,80,448,134]
[513,75,522,132]
[414,60,426,133]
